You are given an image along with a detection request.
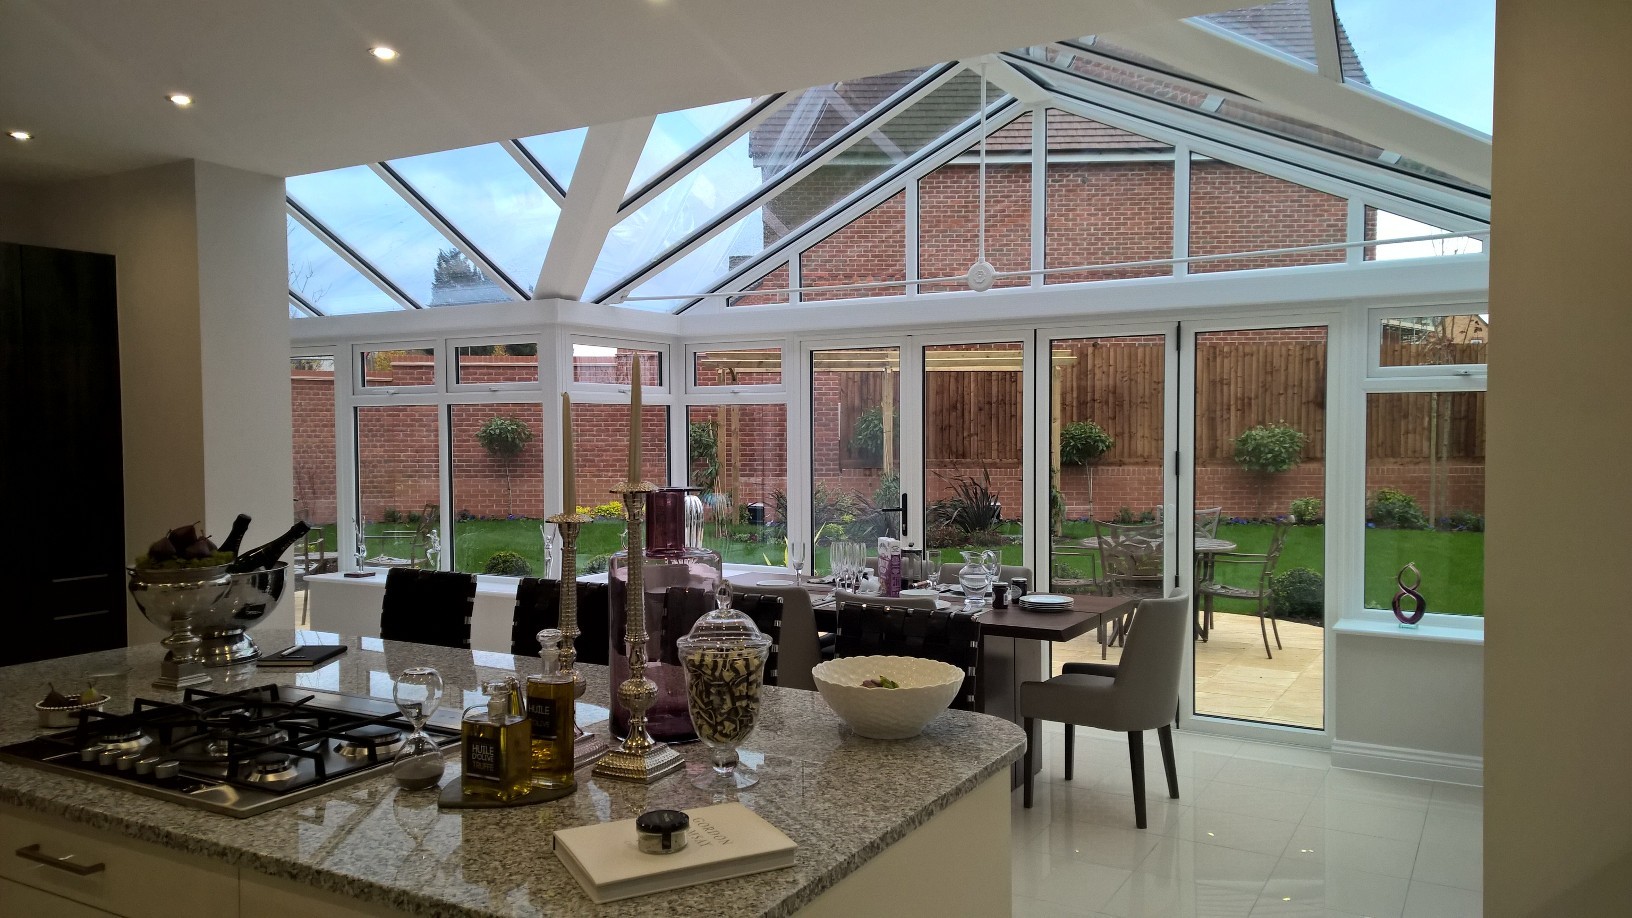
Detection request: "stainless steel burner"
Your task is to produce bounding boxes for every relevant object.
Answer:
[244,752,299,784]
[335,724,403,759]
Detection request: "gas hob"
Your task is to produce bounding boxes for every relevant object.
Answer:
[0,684,459,817]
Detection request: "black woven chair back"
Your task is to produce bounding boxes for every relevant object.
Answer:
[511,578,610,665]
[834,600,981,710]
[380,568,475,649]
[730,592,785,685]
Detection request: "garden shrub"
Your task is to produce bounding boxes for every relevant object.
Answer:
[476,415,534,459]
[1289,497,1323,524]
[929,469,1002,535]
[1270,567,1324,624]
[1060,421,1115,466]
[580,555,610,576]
[1370,488,1431,530]
[850,406,896,465]
[482,550,533,577]
[1233,422,1306,474]
[1444,509,1485,532]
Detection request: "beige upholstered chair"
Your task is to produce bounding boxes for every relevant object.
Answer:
[735,585,823,692]
[1020,593,1190,828]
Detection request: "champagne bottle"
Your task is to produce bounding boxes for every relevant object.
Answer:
[217,514,252,557]
[227,521,311,573]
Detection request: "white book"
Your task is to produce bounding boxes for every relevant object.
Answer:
[552,802,798,904]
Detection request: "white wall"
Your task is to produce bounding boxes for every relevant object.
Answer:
[0,160,294,639]
[1332,631,1482,784]
[1485,2,1632,915]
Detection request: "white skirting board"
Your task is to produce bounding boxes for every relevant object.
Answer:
[1331,739,1483,787]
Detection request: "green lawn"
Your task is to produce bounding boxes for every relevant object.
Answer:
[317,518,1482,616]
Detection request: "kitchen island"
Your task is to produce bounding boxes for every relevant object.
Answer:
[0,631,1023,917]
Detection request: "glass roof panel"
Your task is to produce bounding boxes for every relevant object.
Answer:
[285,215,403,315]
[627,98,755,194]
[387,143,560,292]
[518,126,588,190]
[1334,0,1494,134]
[592,69,1000,306]
[1364,207,1485,260]
[286,166,451,306]
[1194,2,1318,68]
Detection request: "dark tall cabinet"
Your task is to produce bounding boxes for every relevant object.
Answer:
[0,243,127,665]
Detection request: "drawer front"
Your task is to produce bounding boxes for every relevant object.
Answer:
[0,806,237,918]
[0,875,118,917]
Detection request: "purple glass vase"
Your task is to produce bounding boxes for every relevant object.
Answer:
[608,488,721,743]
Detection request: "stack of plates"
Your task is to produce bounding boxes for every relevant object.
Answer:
[1017,593,1073,612]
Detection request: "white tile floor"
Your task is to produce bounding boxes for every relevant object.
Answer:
[1010,725,1482,918]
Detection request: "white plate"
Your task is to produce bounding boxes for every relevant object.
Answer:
[755,579,796,587]
[1018,593,1073,612]
[900,588,938,598]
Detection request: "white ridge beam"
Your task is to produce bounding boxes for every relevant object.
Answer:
[1308,0,1343,82]
[533,116,655,300]
[1104,18,1491,188]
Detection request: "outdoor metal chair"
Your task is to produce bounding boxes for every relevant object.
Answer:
[1196,521,1291,659]
[1093,520,1164,653]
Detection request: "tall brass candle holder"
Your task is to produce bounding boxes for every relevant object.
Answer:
[592,483,683,783]
[548,511,608,768]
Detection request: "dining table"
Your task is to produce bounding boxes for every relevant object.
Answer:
[739,572,1139,787]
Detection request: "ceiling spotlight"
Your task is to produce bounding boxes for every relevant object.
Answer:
[369,46,399,61]
[7,130,31,141]
[168,94,194,108]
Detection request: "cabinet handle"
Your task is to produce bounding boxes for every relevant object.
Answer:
[15,843,106,876]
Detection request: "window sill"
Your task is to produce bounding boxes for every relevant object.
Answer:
[1333,616,1484,646]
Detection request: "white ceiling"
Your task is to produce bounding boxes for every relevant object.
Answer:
[0,0,1238,184]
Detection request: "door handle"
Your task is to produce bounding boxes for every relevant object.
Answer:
[15,843,107,876]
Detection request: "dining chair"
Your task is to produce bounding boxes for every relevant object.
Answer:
[379,568,475,649]
[834,600,981,711]
[934,563,1033,587]
[1020,593,1189,828]
[510,578,611,664]
[735,586,822,691]
[1196,521,1291,658]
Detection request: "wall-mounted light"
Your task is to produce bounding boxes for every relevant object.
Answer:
[168,93,194,108]
[7,130,31,141]
[369,46,399,61]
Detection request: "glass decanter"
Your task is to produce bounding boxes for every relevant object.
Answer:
[392,666,446,790]
[676,582,771,791]
[959,550,994,611]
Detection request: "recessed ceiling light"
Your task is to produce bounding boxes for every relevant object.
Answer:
[369,46,399,61]
[168,94,194,108]
[7,130,31,141]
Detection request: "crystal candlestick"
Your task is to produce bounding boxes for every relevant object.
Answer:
[548,510,608,768]
[594,483,683,783]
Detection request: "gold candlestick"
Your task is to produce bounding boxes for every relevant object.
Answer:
[547,511,607,768]
[592,483,682,783]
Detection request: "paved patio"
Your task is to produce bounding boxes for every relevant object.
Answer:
[1053,611,1325,729]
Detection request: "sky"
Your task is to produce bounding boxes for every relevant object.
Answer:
[1335,0,1495,135]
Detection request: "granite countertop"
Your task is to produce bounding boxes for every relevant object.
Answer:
[0,630,1024,917]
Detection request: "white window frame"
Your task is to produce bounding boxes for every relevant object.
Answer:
[1366,302,1490,382]
[683,340,787,396]
[563,334,673,395]
[351,340,440,397]
[446,335,545,394]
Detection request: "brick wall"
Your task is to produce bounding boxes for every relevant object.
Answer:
[292,372,336,525]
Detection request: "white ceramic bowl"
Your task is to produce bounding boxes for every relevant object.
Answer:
[811,656,963,739]
[36,694,110,729]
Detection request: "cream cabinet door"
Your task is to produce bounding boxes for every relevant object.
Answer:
[0,805,238,918]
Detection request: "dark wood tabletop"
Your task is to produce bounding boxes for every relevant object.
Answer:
[975,593,1138,642]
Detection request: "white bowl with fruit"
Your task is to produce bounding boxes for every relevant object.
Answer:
[811,655,964,739]
[36,683,110,728]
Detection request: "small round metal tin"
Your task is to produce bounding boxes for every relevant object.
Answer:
[635,809,690,854]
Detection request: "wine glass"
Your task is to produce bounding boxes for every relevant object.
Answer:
[924,549,944,587]
[392,667,446,791]
[786,541,807,587]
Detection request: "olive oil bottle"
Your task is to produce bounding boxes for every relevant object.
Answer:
[525,628,577,790]
[461,677,531,801]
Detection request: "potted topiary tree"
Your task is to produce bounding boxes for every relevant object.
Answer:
[476,415,535,517]
[1233,421,1306,520]
[1060,420,1115,523]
